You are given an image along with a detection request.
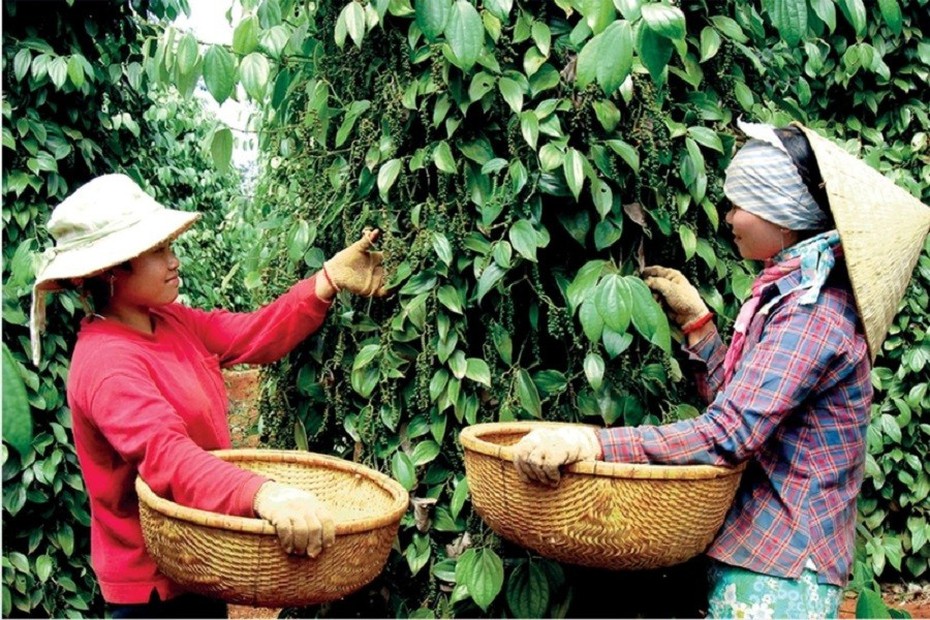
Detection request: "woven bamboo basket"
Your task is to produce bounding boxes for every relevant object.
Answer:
[460,421,745,570]
[136,449,408,607]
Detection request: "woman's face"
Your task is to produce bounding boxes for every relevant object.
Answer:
[111,242,181,309]
[725,206,797,261]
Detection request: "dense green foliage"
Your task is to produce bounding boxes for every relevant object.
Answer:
[1,0,246,615]
[2,0,925,616]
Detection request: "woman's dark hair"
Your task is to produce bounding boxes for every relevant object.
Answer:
[64,261,132,313]
[82,274,113,310]
[775,126,850,289]
[774,126,834,231]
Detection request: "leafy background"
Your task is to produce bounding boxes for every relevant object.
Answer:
[2,0,928,617]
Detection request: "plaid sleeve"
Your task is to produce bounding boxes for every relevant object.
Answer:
[685,328,728,404]
[598,298,850,465]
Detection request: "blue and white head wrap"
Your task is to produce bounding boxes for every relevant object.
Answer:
[725,120,842,312]
[724,120,828,231]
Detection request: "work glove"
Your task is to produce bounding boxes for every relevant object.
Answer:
[642,265,711,331]
[253,481,336,557]
[322,228,388,297]
[512,426,602,486]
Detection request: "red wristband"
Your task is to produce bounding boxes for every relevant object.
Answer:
[682,312,714,334]
[321,264,340,292]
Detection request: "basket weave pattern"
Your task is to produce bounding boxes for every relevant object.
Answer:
[136,449,408,607]
[461,422,744,570]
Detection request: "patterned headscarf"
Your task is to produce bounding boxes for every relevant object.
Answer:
[723,120,828,231]
[720,120,842,384]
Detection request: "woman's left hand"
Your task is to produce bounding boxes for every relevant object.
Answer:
[253,482,336,557]
[642,265,709,329]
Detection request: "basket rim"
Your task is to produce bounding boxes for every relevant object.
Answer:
[135,449,409,535]
[460,421,746,480]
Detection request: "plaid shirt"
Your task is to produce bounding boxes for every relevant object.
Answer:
[598,271,871,586]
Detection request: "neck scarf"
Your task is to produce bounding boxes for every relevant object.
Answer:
[722,230,842,385]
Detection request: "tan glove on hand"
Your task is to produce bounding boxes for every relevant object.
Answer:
[512,426,602,486]
[642,265,710,330]
[253,482,336,557]
[322,228,387,297]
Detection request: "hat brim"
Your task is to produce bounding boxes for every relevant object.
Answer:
[34,208,200,292]
[795,123,930,361]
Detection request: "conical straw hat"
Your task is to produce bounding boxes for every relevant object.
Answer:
[795,123,930,361]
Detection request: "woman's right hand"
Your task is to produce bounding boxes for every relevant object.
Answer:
[321,228,387,297]
[512,426,602,486]
[642,265,710,330]
[253,481,336,557]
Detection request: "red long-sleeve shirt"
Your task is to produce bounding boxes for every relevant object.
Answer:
[67,276,331,604]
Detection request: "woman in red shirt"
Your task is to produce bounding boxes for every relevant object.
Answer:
[30,174,388,618]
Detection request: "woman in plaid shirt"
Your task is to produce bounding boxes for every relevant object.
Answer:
[513,121,875,619]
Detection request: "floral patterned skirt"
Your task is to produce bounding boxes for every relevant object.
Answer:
[707,561,842,619]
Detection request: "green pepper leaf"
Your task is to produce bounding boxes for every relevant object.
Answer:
[515,369,541,418]
[506,560,550,618]
[2,344,32,456]
[595,274,632,334]
[466,549,504,610]
[202,44,236,104]
[416,0,452,41]
[563,147,586,201]
[509,219,539,262]
[377,158,402,202]
[446,0,484,71]
[433,140,457,173]
[584,352,605,391]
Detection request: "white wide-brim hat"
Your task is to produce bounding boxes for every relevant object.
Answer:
[30,174,200,364]
[794,123,930,361]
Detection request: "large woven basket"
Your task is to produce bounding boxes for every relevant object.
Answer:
[136,449,408,607]
[460,421,745,570]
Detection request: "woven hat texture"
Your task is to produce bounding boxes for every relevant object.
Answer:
[796,123,930,360]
